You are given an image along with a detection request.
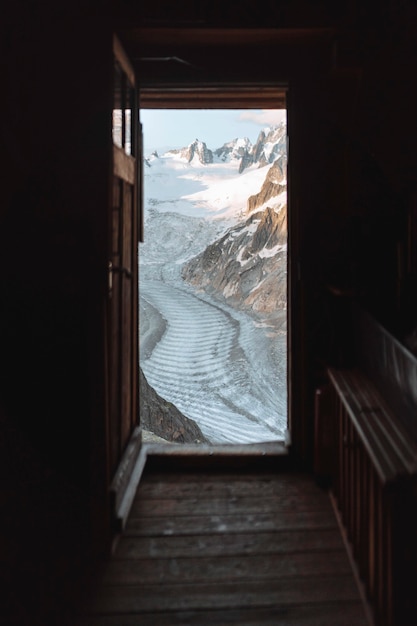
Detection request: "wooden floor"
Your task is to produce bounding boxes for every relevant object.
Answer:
[81,465,372,625]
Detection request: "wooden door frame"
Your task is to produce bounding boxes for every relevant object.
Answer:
[106,34,142,536]
[99,35,319,552]
[139,87,293,452]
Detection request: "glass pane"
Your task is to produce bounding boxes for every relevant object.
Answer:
[112,61,123,149]
[124,84,135,156]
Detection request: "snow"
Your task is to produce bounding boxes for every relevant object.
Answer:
[263,141,276,161]
[145,150,269,221]
[223,283,237,298]
[182,164,268,219]
[236,247,251,266]
[259,243,287,259]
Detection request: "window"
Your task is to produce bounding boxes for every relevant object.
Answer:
[112,59,135,156]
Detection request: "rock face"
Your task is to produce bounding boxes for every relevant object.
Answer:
[247,156,287,212]
[180,139,213,164]
[139,367,209,443]
[214,137,252,162]
[182,204,287,321]
[162,140,213,165]
[144,150,159,168]
[238,125,287,173]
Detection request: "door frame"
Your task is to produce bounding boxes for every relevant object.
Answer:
[139,88,292,450]
[106,35,142,535]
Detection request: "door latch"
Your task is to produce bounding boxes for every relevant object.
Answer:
[108,261,133,298]
[110,263,132,279]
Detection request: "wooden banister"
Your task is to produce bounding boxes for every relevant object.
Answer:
[318,368,417,626]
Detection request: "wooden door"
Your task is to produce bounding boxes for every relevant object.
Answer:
[108,36,140,478]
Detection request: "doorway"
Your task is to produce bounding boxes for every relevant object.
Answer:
[139,107,288,445]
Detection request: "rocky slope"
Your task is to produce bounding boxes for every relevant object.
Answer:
[182,205,287,323]
[180,147,288,325]
[140,367,209,443]
[212,123,287,172]
[247,155,287,212]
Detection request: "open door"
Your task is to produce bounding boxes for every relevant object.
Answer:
[107,36,142,523]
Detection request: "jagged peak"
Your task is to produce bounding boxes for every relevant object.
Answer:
[180,139,213,164]
[144,150,160,167]
[215,137,252,163]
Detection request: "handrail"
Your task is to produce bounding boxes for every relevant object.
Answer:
[320,366,417,626]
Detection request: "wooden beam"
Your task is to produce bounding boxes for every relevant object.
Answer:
[113,145,136,184]
[140,86,287,109]
[113,34,135,86]
[123,27,335,48]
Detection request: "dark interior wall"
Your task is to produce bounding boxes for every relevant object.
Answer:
[287,2,417,463]
[353,3,417,337]
[289,69,339,463]
[0,8,112,497]
[0,8,114,619]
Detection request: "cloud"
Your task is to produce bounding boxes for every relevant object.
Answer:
[239,109,286,126]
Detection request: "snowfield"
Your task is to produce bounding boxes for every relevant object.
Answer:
[140,145,287,444]
[146,151,269,221]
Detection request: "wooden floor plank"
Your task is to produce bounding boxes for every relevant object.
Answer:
[80,601,370,626]
[138,480,327,503]
[130,494,332,517]
[80,469,371,625]
[125,509,338,536]
[102,550,351,585]
[89,576,364,614]
[137,472,329,500]
[115,528,345,559]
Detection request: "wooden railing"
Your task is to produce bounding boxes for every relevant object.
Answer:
[319,368,417,626]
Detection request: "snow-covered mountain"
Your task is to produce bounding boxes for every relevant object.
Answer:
[181,205,287,324]
[248,125,287,170]
[213,124,287,173]
[150,127,288,323]
[143,124,287,222]
[139,123,288,444]
[214,136,252,162]
[180,139,214,165]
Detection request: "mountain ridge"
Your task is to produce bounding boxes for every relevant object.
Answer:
[145,123,287,173]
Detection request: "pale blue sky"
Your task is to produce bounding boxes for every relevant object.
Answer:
[140,109,286,155]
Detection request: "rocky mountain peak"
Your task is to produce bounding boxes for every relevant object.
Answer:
[237,124,287,174]
[215,137,252,162]
[252,130,267,162]
[144,150,160,168]
[181,139,213,164]
[247,158,287,213]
